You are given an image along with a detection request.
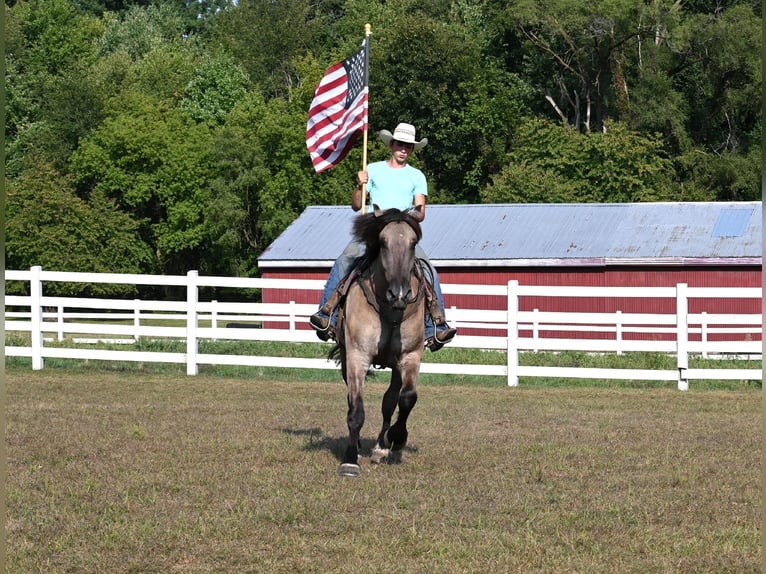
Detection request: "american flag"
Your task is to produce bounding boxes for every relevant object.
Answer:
[306,39,368,173]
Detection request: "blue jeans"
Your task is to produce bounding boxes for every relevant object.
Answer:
[317,240,447,338]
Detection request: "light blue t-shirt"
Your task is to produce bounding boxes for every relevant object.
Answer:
[365,161,427,213]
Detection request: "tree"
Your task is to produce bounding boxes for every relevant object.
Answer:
[674,5,761,156]
[3,0,761,290]
[341,5,534,203]
[208,85,353,276]
[209,0,323,97]
[180,52,250,125]
[70,94,217,274]
[97,1,187,61]
[6,159,153,295]
[504,0,645,133]
[11,0,102,76]
[4,0,105,170]
[482,118,678,203]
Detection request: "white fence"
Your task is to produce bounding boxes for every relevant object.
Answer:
[4,267,762,390]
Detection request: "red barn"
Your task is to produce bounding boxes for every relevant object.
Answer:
[258,202,762,336]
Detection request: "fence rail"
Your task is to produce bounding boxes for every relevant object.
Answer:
[4,267,762,389]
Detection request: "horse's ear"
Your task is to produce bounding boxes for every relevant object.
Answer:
[411,205,424,217]
[372,204,383,217]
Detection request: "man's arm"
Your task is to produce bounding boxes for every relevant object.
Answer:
[351,170,368,212]
[410,194,426,222]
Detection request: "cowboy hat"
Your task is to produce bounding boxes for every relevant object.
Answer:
[379,122,428,150]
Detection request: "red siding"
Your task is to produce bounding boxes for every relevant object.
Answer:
[437,267,761,315]
[262,266,762,338]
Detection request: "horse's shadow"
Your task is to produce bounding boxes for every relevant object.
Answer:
[281,427,417,464]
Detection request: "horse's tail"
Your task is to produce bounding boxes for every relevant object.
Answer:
[328,344,342,364]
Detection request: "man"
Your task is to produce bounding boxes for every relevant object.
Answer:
[309,122,457,351]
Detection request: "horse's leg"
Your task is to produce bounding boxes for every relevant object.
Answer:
[384,362,419,452]
[371,370,403,464]
[339,362,366,477]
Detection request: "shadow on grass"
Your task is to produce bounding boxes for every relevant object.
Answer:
[281,427,417,464]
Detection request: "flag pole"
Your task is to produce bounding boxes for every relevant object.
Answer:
[360,23,371,214]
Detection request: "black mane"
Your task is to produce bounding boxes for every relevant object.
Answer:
[352,208,422,260]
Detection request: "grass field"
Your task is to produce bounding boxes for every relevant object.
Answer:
[6,367,761,573]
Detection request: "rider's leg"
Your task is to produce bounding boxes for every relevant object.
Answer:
[310,241,365,336]
[416,247,457,349]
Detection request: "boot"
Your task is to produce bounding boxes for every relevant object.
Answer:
[309,290,341,341]
[425,295,457,351]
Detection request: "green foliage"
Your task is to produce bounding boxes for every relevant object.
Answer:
[207,89,343,275]
[5,160,153,295]
[4,0,105,169]
[97,2,186,61]
[70,95,216,274]
[508,0,643,131]
[210,0,323,97]
[91,43,197,108]
[180,52,249,125]
[361,8,535,202]
[674,145,762,201]
[3,0,761,283]
[12,0,103,75]
[483,118,676,203]
[631,3,761,163]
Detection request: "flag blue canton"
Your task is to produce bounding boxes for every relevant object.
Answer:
[344,48,366,108]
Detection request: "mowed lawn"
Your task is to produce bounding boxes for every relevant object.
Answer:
[6,368,761,573]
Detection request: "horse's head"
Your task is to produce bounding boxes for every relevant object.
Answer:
[354,207,422,310]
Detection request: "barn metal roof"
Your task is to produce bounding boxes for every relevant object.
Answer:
[258,202,762,268]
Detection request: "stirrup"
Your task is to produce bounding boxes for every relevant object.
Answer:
[309,313,335,342]
[434,325,456,343]
[426,336,444,352]
[426,324,456,352]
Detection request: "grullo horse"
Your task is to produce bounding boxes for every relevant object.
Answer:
[331,207,426,477]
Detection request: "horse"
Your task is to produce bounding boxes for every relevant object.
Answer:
[331,206,426,477]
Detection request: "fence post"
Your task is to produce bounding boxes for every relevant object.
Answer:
[532,308,539,353]
[616,310,623,355]
[507,280,519,387]
[700,311,708,359]
[30,265,44,370]
[133,299,141,342]
[186,271,199,376]
[57,305,65,342]
[676,283,689,391]
[211,300,218,341]
[289,301,296,332]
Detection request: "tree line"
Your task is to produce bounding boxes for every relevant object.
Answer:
[4,0,761,294]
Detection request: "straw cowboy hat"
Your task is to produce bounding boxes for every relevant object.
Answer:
[379,122,428,150]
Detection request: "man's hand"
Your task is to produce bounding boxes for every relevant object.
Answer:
[351,171,369,212]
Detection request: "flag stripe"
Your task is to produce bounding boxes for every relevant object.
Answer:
[306,40,368,173]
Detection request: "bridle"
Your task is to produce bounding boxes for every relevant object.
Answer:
[357,258,425,318]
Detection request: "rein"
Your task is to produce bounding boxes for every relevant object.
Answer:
[357,261,425,320]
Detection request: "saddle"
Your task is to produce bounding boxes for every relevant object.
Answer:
[332,257,434,335]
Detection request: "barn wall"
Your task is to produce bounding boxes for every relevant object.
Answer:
[262,270,326,307]
[438,267,762,315]
[262,266,761,311]
[261,266,762,337]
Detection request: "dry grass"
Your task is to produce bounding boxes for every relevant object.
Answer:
[6,367,761,573]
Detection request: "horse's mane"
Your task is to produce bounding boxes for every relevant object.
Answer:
[353,208,422,261]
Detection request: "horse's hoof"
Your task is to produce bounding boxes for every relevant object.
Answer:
[338,463,361,477]
[385,428,407,451]
[370,445,390,464]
